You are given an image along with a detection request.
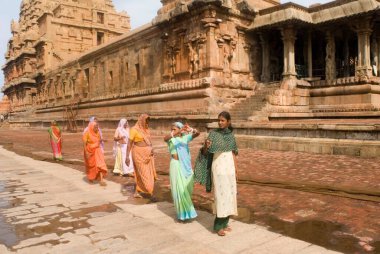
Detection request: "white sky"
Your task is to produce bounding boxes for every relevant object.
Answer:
[0,0,331,97]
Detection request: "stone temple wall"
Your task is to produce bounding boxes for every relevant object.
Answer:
[6,0,380,133]
[30,0,259,130]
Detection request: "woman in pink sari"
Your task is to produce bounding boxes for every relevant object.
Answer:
[48,120,63,161]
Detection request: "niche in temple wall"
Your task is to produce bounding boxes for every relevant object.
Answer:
[35,44,45,68]
[62,72,70,96]
[47,79,54,99]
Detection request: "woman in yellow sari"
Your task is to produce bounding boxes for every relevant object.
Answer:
[83,121,108,186]
[126,114,157,198]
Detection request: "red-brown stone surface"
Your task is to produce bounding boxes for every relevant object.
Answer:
[0,128,379,253]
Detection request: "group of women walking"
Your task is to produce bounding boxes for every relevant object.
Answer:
[49,111,238,236]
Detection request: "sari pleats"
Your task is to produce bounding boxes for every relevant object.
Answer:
[83,128,107,181]
[48,126,62,160]
[169,159,197,220]
[132,146,156,194]
[113,144,134,175]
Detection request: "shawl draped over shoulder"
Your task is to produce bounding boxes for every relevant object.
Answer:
[194,128,238,192]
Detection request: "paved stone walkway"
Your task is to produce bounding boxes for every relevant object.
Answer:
[0,147,341,254]
[0,129,379,253]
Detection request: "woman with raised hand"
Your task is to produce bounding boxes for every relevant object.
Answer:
[126,114,157,198]
[164,122,200,221]
[83,121,108,186]
[194,111,238,236]
[113,118,134,177]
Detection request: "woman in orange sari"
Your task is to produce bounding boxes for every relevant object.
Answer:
[48,120,63,161]
[83,121,108,186]
[126,114,157,198]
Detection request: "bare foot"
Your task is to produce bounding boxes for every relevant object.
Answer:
[216,229,226,236]
[133,192,143,198]
[88,180,95,184]
[99,181,107,186]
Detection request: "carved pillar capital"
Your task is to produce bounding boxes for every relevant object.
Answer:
[353,18,373,79]
[281,26,297,44]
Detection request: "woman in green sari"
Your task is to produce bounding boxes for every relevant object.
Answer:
[194,111,238,236]
[164,122,200,221]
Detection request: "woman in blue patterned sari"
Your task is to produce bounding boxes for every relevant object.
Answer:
[164,122,200,221]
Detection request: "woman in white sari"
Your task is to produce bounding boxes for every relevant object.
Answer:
[113,118,134,176]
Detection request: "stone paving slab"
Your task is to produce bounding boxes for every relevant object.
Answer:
[0,146,341,254]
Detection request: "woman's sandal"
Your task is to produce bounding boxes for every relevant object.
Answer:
[217,229,226,236]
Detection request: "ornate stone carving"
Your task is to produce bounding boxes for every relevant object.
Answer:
[352,18,373,80]
[187,42,200,77]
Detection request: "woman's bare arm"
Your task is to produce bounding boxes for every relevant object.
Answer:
[125,139,134,166]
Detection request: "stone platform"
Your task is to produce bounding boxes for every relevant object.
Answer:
[0,128,379,253]
[208,119,380,158]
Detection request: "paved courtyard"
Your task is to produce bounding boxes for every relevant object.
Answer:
[0,147,342,254]
[0,129,379,253]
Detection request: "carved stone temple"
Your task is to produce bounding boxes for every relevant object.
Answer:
[1,0,380,155]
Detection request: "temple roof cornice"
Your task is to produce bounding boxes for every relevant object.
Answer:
[249,0,380,30]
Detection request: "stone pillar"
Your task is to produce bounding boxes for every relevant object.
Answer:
[238,30,250,73]
[307,31,313,78]
[203,20,218,70]
[259,33,270,82]
[325,30,336,83]
[281,26,297,79]
[354,19,372,78]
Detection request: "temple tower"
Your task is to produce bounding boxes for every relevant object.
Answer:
[2,0,130,111]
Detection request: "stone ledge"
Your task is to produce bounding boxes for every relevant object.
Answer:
[269,111,380,118]
[236,135,380,158]
[228,121,380,131]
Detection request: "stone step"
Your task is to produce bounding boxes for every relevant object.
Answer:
[229,83,280,120]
